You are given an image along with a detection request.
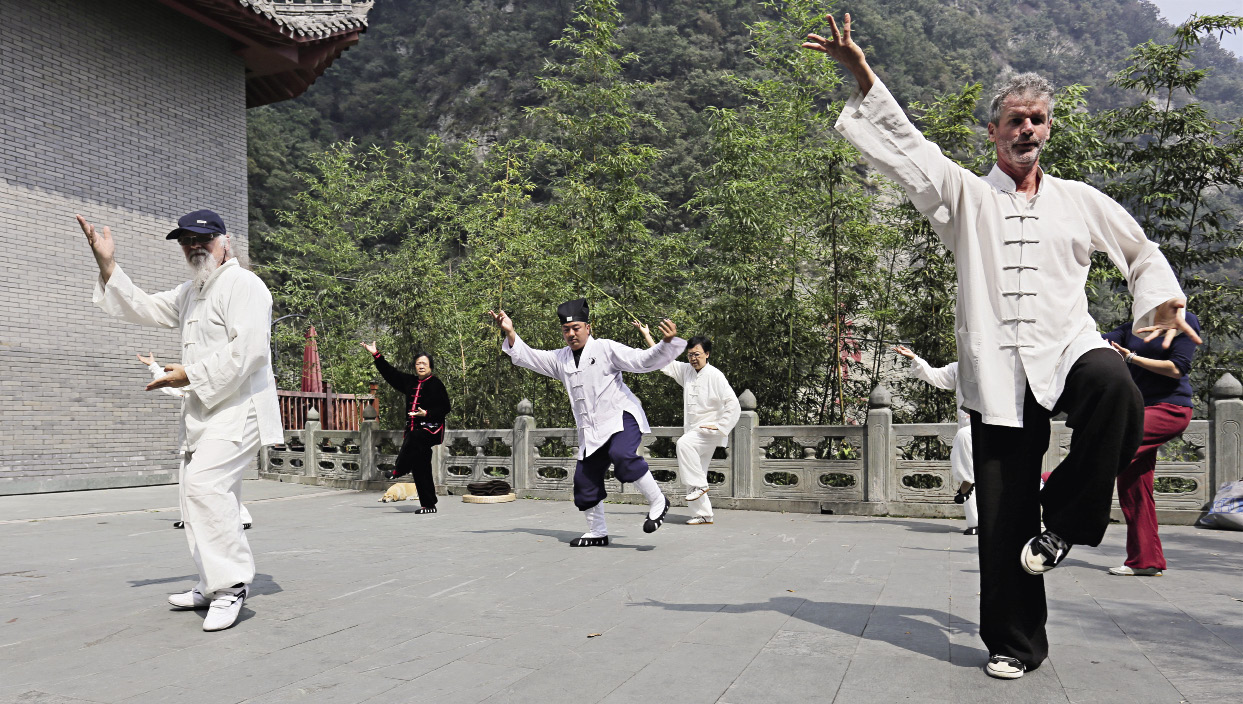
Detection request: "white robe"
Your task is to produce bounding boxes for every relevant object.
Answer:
[503,333,687,459]
[94,259,282,451]
[908,357,977,528]
[836,80,1184,427]
[660,361,741,446]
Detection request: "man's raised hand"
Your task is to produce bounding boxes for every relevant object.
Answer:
[488,310,517,345]
[360,341,379,356]
[801,12,875,94]
[892,345,916,360]
[657,319,678,343]
[146,363,189,391]
[1136,298,1202,349]
[76,214,116,282]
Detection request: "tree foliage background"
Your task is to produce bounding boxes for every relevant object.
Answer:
[255,0,1243,430]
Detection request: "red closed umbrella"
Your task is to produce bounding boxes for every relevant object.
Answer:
[301,326,324,393]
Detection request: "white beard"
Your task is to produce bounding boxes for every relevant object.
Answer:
[188,252,220,289]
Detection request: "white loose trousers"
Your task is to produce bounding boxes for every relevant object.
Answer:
[676,429,721,517]
[181,410,259,598]
[951,426,978,529]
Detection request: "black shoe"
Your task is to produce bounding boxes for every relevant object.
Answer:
[963,526,978,536]
[243,523,252,530]
[570,536,609,547]
[1021,530,1070,575]
[643,495,669,534]
[414,506,437,514]
[954,483,974,505]
[985,654,1026,679]
[173,521,184,529]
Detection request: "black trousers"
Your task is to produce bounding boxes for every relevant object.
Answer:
[970,348,1143,669]
[395,430,441,508]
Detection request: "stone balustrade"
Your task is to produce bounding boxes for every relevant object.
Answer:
[260,374,1243,524]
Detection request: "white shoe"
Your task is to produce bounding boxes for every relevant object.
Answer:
[685,487,708,502]
[985,654,1026,679]
[1108,565,1162,576]
[202,586,247,631]
[686,515,713,525]
[167,589,209,610]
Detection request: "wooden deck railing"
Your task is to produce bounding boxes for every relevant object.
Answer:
[277,382,378,430]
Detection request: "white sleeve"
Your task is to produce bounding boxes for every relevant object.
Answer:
[661,360,692,385]
[715,371,741,434]
[1085,187,1184,329]
[601,337,688,374]
[93,265,184,328]
[501,332,562,379]
[182,275,272,410]
[148,362,184,398]
[834,80,974,251]
[909,357,958,392]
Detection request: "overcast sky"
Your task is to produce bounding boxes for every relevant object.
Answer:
[1146,0,1243,58]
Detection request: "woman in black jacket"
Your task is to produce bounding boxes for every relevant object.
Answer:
[361,342,451,514]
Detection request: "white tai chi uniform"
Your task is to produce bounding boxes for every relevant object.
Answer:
[147,361,253,527]
[96,259,281,597]
[661,361,740,518]
[907,358,976,529]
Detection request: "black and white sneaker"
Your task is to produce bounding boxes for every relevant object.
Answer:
[963,526,978,536]
[643,495,669,534]
[414,506,437,514]
[1021,530,1070,575]
[985,654,1026,679]
[570,535,609,547]
[173,521,184,529]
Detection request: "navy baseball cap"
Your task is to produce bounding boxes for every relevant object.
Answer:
[166,209,227,239]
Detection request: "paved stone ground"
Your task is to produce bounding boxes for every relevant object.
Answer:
[1,480,1240,704]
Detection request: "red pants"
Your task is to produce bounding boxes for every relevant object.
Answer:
[1116,403,1192,570]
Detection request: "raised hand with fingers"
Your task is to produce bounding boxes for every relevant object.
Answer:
[75,214,117,282]
[800,12,875,93]
[892,345,916,360]
[360,341,379,356]
[1136,298,1202,349]
[488,309,516,345]
[657,318,678,343]
[633,320,656,348]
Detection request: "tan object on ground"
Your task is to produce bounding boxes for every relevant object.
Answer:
[381,483,419,502]
[462,493,517,504]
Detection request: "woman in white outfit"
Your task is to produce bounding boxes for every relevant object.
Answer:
[894,345,978,535]
[639,326,740,525]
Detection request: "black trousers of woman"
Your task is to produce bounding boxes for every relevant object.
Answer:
[395,431,439,508]
[970,348,1143,669]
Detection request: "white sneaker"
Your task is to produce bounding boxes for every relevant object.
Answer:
[202,586,247,631]
[1108,565,1163,576]
[685,487,708,502]
[985,654,1026,679]
[686,515,713,525]
[167,589,209,610]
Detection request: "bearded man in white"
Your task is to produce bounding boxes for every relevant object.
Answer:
[639,327,740,524]
[77,210,281,632]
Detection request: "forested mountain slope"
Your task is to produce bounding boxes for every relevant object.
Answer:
[247,0,1242,237]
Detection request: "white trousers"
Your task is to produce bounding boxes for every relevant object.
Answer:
[676,429,722,517]
[180,412,259,598]
[950,425,978,529]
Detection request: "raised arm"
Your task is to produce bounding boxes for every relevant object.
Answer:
[363,342,417,394]
[602,320,687,374]
[490,311,562,378]
[633,320,686,382]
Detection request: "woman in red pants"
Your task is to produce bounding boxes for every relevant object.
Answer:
[1102,312,1201,576]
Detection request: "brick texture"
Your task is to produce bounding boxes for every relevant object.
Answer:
[0,0,249,493]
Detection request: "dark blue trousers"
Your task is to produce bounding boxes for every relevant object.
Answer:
[574,412,650,511]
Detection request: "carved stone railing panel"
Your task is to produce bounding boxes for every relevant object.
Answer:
[892,423,957,504]
[753,426,865,501]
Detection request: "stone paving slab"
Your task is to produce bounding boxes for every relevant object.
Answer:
[1,481,1241,704]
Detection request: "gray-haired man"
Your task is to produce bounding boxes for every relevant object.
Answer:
[803,11,1199,680]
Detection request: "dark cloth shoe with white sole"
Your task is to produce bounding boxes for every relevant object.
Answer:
[643,495,669,534]
[985,654,1026,679]
[570,535,609,547]
[1021,530,1070,575]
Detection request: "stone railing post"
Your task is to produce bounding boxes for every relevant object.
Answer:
[731,390,759,499]
[865,384,893,504]
[304,406,321,479]
[359,404,379,482]
[1210,373,1242,488]
[513,398,535,493]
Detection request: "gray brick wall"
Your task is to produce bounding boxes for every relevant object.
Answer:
[0,0,250,493]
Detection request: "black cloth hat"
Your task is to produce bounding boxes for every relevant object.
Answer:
[166,209,227,239]
[557,298,589,324]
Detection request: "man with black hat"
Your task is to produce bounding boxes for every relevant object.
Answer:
[489,300,686,546]
[76,210,281,631]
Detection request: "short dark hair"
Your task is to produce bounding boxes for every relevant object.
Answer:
[687,336,712,354]
[411,350,434,370]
